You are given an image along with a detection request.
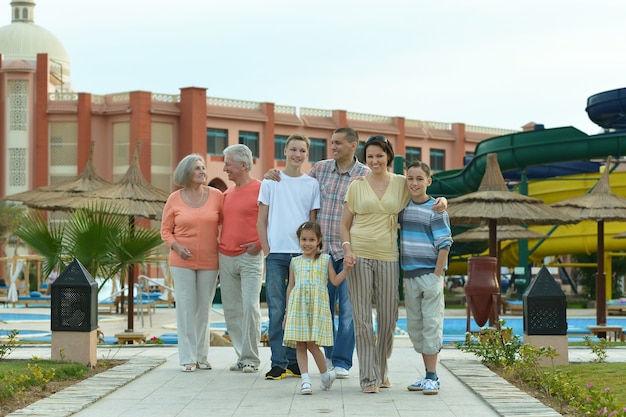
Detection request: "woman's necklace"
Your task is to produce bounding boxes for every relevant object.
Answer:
[184,187,204,206]
[371,174,390,191]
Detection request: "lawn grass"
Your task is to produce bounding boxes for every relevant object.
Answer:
[558,362,626,408]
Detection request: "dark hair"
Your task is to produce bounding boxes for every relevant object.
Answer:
[296,221,323,259]
[333,127,359,144]
[363,135,394,167]
[406,160,432,177]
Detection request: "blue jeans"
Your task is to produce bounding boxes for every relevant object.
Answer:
[324,256,355,370]
[265,253,298,369]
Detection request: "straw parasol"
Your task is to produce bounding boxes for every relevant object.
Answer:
[453,224,547,242]
[44,142,170,331]
[43,142,169,220]
[551,156,626,326]
[447,153,575,258]
[3,142,111,209]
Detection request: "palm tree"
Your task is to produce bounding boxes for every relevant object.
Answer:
[14,203,163,291]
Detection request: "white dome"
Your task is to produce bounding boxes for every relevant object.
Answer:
[0,22,69,66]
[0,1,70,79]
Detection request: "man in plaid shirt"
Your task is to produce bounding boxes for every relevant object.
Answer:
[308,127,370,379]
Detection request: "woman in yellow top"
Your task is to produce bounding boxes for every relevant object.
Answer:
[340,136,444,393]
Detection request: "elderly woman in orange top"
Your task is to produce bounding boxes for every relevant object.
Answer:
[161,154,223,372]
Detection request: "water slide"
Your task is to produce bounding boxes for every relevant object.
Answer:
[429,125,626,273]
[430,126,626,199]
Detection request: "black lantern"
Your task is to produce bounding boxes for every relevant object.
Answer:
[523,266,567,335]
[51,259,98,332]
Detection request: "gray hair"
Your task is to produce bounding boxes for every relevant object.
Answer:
[223,144,253,171]
[172,153,205,187]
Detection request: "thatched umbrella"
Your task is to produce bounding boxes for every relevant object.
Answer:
[44,142,169,331]
[551,156,626,326]
[3,142,111,209]
[453,224,547,243]
[43,143,169,220]
[447,153,575,258]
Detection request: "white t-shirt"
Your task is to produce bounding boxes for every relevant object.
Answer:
[258,172,320,253]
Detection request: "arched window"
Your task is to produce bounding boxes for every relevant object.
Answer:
[22,7,29,20]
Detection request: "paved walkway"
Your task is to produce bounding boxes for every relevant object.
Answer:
[3,307,626,416]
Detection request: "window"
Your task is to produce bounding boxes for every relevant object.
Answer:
[274,135,288,160]
[356,141,366,164]
[430,149,446,172]
[207,128,228,156]
[405,147,422,166]
[309,138,327,162]
[239,131,259,158]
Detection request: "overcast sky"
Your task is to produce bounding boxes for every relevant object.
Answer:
[25,0,626,135]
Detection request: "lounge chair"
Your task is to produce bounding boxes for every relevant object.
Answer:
[12,291,51,308]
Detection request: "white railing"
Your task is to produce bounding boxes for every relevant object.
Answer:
[300,107,332,118]
[465,124,518,135]
[207,97,261,110]
[275,105,297,114]
[152,93,180,103]
[346,111,393,123]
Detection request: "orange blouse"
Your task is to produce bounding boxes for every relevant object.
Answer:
[161,186,223,270]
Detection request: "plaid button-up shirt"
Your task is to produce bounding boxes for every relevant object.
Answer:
[309,157,370,260]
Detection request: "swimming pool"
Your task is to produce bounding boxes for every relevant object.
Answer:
[0,329,51,340]
[0,313,51,322]
[395,317,626,344]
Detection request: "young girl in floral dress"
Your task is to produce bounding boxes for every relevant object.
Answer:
[283,222,353,394]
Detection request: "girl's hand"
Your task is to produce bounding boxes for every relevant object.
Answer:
[343,253,357,268]
[343,259,355,271]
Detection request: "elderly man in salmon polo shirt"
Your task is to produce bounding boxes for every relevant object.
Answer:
[219,144,264,373]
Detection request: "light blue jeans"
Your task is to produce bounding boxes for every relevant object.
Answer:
[264,253,298,369]
[324,256,355,370]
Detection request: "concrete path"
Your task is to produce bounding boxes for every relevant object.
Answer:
[3,306,625,416]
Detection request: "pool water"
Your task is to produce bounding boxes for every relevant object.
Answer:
[0,313,51,322]
[0,329,51,339]
[395,317,626,344]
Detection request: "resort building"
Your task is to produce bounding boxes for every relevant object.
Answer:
[0,0,518,201]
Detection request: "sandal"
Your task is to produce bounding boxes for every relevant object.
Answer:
[380,378,392,388]
[301,381,312,395]
[197,362,212,370]
[363,385,379,394]
[182,363,196,372]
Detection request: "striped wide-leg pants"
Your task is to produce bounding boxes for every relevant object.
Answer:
[347,257,399,389]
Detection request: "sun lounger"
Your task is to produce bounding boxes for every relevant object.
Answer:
[608,300,626,315]
[12,291,51,307]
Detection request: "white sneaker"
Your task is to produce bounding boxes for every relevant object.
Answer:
[334,366,349,379]
[422,378,440,395]
[229,362,243,371]
[320,369,336,391]
[301,381,312,395]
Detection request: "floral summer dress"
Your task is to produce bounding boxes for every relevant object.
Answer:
[283,254,334,348]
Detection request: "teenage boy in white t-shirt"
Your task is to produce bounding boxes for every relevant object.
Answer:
[257,133,321,380]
